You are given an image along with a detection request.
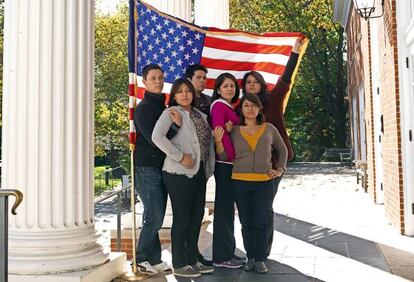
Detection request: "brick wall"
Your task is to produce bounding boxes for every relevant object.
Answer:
[378,0,404,233]
[110,237,171,260]
[364,20,377,203]
[110,229,171,260]
[346,0,405,233]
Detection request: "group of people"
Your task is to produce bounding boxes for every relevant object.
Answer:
[133,38,304,278]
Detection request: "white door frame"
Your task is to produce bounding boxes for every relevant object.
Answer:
[358,85,367,161]
[370,19,384,204]
[396,0,414,236]
[352,94,359,160]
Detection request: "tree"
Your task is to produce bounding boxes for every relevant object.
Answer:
[230,0,348,161]
[95,3,129,167]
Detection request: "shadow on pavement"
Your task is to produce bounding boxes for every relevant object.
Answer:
[275,213,391,273]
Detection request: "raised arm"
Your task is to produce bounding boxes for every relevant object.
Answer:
[269,38,305,103]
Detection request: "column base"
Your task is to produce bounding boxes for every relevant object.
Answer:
[9,252,127,282]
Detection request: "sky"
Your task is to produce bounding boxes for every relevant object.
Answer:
[96,0,126,15]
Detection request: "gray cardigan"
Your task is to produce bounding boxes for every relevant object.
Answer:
[231,123,288,174]
[152,106,215,178]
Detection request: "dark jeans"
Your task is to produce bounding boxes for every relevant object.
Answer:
[266,175,283,257]
[135,167,167,265]
[213,162,236,262]
[163,166,207,268]
[233,179,273,262]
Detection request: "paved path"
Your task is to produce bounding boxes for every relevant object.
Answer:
[96,162,414,282]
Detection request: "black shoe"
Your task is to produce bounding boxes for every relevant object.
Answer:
[198,254,213,266]
[233,254,246,262]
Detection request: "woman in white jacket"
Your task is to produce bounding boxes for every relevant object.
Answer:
[152,78,215,278]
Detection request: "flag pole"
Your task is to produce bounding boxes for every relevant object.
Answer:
[119,1,151,280]
[119,150,151,281]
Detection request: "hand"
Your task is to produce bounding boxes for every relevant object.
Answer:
[292,38,305,54]
[268,168,283,179]
[213,126,225,143]
[180,153,195,169]
[224,120,233,133]
[169,109,182,127]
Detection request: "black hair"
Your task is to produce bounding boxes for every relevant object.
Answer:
[142,64,163,80]
[211,73,240,104]
[168,78,196,107]
[185,64,208,80]
[241,71,268,105]
[239,93,265,125]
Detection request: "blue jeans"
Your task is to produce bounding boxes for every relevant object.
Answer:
[135,167,167,265]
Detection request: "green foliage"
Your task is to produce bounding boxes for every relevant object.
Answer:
[94,166,122,196]
[230,0,348,161]
[95,3,130,166]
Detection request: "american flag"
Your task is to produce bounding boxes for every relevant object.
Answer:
[128,0,307,148]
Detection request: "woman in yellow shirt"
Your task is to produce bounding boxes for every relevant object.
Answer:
[214,93,287,274]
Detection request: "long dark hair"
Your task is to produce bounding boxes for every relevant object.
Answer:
[241,71,268,105]
[211,73,240,103]
[239,93,265,126]
[168,78,196,107]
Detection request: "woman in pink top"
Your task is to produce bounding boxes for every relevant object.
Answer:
[210,73,244,268]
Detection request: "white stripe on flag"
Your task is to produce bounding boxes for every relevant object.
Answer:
[202,47,289,65]
[129,73,135,84]
[129,120,135,132]
[207,68,280,82]
[129,96,136,108]
[136,75,173,94]
[208,33,298,46]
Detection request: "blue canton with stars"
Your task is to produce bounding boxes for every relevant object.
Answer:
[136,2,206,83]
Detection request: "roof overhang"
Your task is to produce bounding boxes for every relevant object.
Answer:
[333,0,353,28]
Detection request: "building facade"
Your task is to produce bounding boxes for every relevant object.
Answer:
[334,0,414,235]
[2,0,229,280]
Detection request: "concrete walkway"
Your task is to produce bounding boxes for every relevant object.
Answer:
[96,162,414,282]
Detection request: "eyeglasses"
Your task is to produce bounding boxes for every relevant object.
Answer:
[246,81,259,85]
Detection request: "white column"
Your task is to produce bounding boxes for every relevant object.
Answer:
[2,0,108,274]
[194,0,229,28]
[147,0,192,22]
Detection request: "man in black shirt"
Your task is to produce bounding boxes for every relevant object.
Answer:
[186,64,211,118]
[134,64,180,274]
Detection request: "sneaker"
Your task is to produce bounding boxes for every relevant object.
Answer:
[153,262,173,274]
[137,261,158,274]
[191,262,214,274]
[234,254,247,262]
[243,258,255,272]
[213,258,244,269]
[255,261,268,274]
[198,254,213,266]
[173,265,201,278]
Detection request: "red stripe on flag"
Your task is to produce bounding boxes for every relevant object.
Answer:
[137,87,171,105]
[129,84,135,96]
[200,57,286,75]
[129,132,136,144]
[137,87,145,99]
[206,78,275,92]
[207,27,305,38]
[204,36,293,56]
[129,108,134,120]
[205,78,242,89]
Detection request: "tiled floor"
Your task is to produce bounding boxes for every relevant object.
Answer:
[100,163,414,282]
